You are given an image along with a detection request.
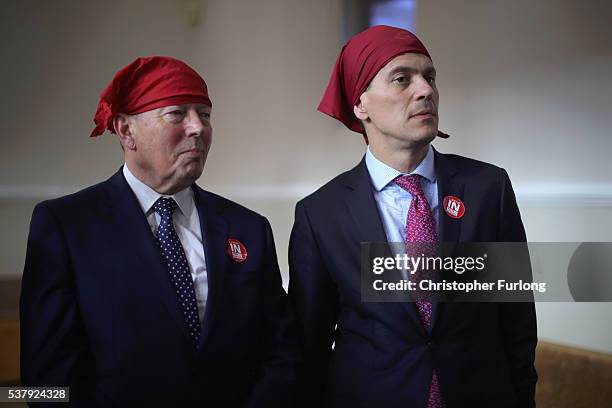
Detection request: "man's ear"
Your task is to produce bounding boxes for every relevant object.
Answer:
[353,96,369,121]
[113,114,137,151]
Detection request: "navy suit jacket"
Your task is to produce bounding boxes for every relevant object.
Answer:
[288,148,537,408]
[20,168,298,407]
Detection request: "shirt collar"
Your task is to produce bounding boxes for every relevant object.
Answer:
[365,144,436,192]
[122,164,194,217]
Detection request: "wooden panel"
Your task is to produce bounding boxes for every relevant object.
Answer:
[0,319,20,384]
[0,279,20,319]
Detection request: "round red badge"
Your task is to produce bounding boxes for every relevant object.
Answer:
[443,196,465,219]
[227,238,248,262]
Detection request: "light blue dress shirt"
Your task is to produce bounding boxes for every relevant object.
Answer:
[365,145,439,244]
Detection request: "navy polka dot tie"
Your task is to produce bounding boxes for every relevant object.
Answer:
[153,197,201,347]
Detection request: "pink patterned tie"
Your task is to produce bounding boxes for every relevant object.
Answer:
[395,174,445,408]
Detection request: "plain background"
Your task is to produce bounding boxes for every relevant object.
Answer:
[1,0,610,353]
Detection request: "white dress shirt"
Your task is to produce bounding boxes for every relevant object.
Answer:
[123,164,208,325]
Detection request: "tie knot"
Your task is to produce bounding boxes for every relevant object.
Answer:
[153,197,178,216]
[395,174,424,196]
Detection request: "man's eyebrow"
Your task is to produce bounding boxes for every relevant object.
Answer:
[158,105,182,113]
[387,65,437,77]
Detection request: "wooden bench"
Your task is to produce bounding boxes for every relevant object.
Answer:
[535,340,612,408]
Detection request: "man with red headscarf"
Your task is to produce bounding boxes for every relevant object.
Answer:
[289,26,537,407]
[20,56,297,407]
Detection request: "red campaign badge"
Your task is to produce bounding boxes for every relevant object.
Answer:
[443,196,465,219]
[227,238,248,262]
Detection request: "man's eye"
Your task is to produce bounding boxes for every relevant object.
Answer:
[199,112,211,120]
[426,76,436,84]
[394,76,409,84]
[162,110,185,123]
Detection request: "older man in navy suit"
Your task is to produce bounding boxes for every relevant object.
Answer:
[289,26,537,407]
[20,56,297,407]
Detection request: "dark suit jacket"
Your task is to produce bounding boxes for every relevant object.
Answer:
[288,148,537,408]
[20,168,298,407]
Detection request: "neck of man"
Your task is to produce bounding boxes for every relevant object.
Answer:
[125,160,189,196]
[368,141,430,174]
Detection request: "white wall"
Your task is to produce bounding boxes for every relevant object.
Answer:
[416,0,612,353]
[0,0,198,275]
[419,0,612,186]
[1,0,610,352]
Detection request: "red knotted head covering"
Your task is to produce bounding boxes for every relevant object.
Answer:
[91,56,212,137]
[318,25,448,140]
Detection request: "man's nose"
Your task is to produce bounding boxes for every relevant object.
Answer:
[184,109,208,136]
[414,76,435,101]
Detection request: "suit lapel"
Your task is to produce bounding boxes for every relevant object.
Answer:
[344,159,426,334]
[192,186,228,349]
[104,168,191,340]
[343,158,388,246]
[431,148,465,333]
[434,148,464,244]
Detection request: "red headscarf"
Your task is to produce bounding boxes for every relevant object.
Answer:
[91,56,212,137]
[318,25,449,140]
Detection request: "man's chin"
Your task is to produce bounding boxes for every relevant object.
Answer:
[402,129,438,146]
[416,126,438,143]
[175,161,204,185]
[184,166,204,181]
